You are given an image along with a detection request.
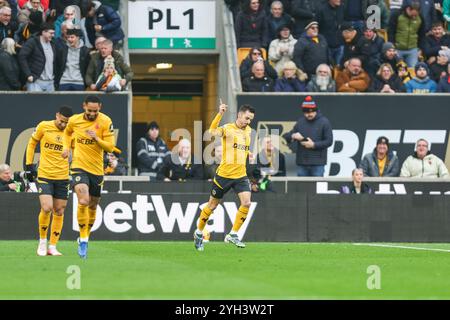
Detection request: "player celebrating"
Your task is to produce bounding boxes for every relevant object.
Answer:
[62,95,116,259]
[193,101,255,251]
[26,106,74,256]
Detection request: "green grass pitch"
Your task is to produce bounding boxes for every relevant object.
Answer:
[1,241,450,299]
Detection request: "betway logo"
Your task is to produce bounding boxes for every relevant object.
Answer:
[72,195,257,239]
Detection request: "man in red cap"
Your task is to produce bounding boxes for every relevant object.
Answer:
[283,95,333,176]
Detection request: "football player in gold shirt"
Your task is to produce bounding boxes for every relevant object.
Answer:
[62,95,116,259]
[194,101,255,251]
[26,106,73,256]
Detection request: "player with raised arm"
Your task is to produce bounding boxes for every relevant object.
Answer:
[62,95,116,259]
[26,106,74,256]
[193,100,255,251]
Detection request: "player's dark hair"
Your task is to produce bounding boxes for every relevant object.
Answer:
[59,105,73,118]
[239,104,255,114]
[84,95,102,105]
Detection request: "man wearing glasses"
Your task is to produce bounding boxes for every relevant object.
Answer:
[0,6,17,43]
[283,95,333,177]
[293,21,330,79]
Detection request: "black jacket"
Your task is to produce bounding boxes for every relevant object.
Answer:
[316,1,345,49]
[234,1,269,48]
[0,49,21,90]
[136,136,170,177]
[55,43,90,88]
[290,0,323,37]
[157,155,204,181]
[421,34,450,59]
[240,55,278,80]
[242,75,275,92]
[340,182,373,194]
[18,36,56,80]
[0,178,15,192]
[283,112,333,166]
[293,33,330,76]
[369,74,406,92]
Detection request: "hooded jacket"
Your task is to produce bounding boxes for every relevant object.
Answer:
[400,152,449,178]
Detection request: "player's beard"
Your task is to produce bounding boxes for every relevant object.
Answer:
[85,113,98,121]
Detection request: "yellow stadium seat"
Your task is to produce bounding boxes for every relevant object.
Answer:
[408,67,416,78]
[377,29,388,42]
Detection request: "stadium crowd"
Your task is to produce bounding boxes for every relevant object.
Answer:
[228,0,450,93]
[0,0,132,92]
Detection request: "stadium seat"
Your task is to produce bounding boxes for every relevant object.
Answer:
[377,29,388,42]
[237,47,267,66]
[408,67,416,78]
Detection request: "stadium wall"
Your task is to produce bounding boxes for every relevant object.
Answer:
[2,179,449,242]
[237,93,450,177]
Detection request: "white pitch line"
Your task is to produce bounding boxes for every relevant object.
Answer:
[353,243,450,253]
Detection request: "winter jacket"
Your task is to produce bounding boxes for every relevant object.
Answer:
[14,22,41,46]
[388,9,424,50]
[437,74,450,92]
[85,50,133,86]
[49,0,81,17]
[274,77,307,92]
[283,112,333,166]
[0,49,21,90]
[91,3,124,44]
[316,1,345,49]
[240,55,278,80]
[157,155,204,181]
[405,76,437,93]
[268,35,297,73]
[341,32,365,67]
[234,2,269,49]
[360,150,400,177]
[293,33,330,77]
[136,136,170,177]
[358,34,385,75]
[0,21,18,43]
[18,35,56,81]
[306,75,336,92]
[400,152,449,178]
[54,42,90,88]
[267,13,294,41]
[368,74,406,92]
[444,0,450,31]
[422,34,450,59]
[429,62,448,83]
[0,178,15,192]
[343,0,389,28]
[341,182,373,194]
[418,0,437,32]
[336,69,371,92]
[242,75,275,92]
[290,0,322,37]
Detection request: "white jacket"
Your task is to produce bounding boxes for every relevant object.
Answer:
[268,35,297,74]
[400,153,449,178]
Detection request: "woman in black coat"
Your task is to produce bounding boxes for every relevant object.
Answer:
[369,63,405,93]
[0,38,22,90]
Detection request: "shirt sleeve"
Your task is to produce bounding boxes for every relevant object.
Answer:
[25,123,43,165]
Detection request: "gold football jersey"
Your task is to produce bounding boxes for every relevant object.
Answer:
[64,112,114,176]
[26,120,69,180]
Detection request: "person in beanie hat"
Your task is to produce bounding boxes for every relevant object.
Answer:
[380,42,401,73]
[136,121,170,178]
[359,136,400,177]
[268,22,297,73]
[283,95,333,176]
[405,61,437,93]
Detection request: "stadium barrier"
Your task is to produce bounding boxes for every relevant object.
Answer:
[1,178,449,242]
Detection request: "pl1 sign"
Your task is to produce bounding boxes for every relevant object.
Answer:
[128,1,216,49]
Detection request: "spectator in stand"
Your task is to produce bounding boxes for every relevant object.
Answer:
[94,55,122,92]
[0,163,16,192]
[268,23,297,73]
[0,6,17,43]
[274,60,308,92]
[256,136,286,177]
[293,21,331,79]
[136,121,170,179]
[54,5,80,39]
[340,22,364,68]
[444,0,450,31]
[437,61,450,92]
[359,25,385,77]
[429,49,449,82]
[157,138,204,182]
[240,46,278,80]
[421,21,450,64]
[85,38,133,90]
[48,0,81,19]
[306,64,336,92]
[283,96,333,177]
[18,0,49,11]
[266,1,293,41]
[54,19,73,50]
[396,59,414,83]
[380,42,401,73]
[389,0,405,21]
[290,0,324,38]
[400,138,449,178]
[14,9,43,48]
[336,57,371,92]
[234,0,269,49]
[0,37,21,90]
[203,144,222,181]
[316,0,345,66]
[369,63,406,92]
[340,168,373,194]
[342,0,365,32]
[85,1,124,49]
[359,136,400,177]
[388,0,425,67]
[18,22,56,92]
[242,60,275,92]
[405,61,437,92]
[104,150,127,176]
[418,0,438,32]
[55,28,89,91]
[17,0,46,24]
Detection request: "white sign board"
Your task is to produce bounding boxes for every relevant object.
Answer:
[128,1,216,49]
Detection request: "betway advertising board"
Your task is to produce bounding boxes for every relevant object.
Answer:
[238,94,450,177]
